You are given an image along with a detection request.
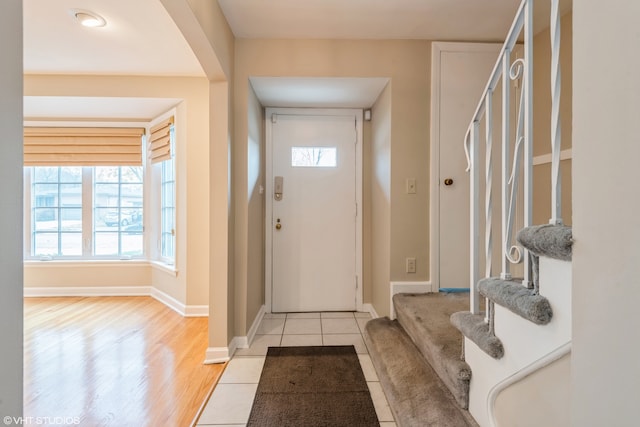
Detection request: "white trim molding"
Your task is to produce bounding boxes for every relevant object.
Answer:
[246,305,266,348]
[204,346,233,364]
[390,281,434,320]
[23,285,208,318]
[24,286,152,297]
[361,303,379,319]
[150,287,209,317]
[487,342,572,427]
[204,306,267,364]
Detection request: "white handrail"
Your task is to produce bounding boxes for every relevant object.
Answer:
[487,342,572,427]
[465,0,534,313]
[466,0,562,317]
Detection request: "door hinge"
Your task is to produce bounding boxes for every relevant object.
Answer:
[356,276,359,289]
[355,202,358,217]
[272,113,277,124]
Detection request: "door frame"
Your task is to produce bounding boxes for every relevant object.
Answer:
[265,107,363,313]
[430,42,502,291]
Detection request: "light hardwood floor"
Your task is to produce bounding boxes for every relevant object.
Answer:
[24,296,225,427]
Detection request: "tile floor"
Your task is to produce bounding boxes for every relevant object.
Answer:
[196,311,397,426]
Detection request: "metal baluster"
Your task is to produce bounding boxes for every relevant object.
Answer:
[550,0,563,226]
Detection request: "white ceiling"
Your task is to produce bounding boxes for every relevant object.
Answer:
[23,0,204,77]
[250,77,389,109]
[23,0,571,119]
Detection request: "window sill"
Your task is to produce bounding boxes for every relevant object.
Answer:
[24,259,149,268]
[149,260,178,277]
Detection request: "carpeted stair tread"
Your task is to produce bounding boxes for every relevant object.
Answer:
[478,277,553,325]
[364,317,479,427]
[517,224,573,261]
[450,311,504,359]
[393,293,472,409]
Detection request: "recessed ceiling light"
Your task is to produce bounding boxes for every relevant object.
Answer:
[70,9,106,28]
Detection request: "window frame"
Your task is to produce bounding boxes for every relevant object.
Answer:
[24,165,145,261]
[159,125,176,265]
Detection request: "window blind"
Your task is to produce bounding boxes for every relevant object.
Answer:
[149,117,174,164]
[24,127,144,166]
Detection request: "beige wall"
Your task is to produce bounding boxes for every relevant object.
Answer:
[234,39,430,320]
[232,80,265,337]
[23,75,211,309]
[370,83,392,316]
[161,0,237,350]
[494,354,570,427]
[245,83,265,331]
[533,12,572,225]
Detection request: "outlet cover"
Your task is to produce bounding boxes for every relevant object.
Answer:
[406,257,416,273]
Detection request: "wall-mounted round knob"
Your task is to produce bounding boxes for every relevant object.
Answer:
[444,178,454,186]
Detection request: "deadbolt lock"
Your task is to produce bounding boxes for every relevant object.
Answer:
[444,178,454,186]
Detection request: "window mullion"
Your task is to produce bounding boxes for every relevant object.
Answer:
[82,167,93,257]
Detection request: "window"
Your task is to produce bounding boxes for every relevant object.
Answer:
[28,165,144,259]
[160,126,176,263]
[291,147,337,167]
[31,167,83,257]
[93,166,144,257]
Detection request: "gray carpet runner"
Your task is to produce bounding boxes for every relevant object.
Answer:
[393,293,472,409]
[517,224,573,261]
[478,277,553,325]
[364,317,478,427]
[450,311,504,359]
[363,292,480,426]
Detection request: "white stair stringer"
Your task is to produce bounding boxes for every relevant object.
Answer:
[465,257,571,427]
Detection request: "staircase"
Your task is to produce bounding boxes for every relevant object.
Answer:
[364,292,479,427]
[364,225,572,427]
[364,1,570,425]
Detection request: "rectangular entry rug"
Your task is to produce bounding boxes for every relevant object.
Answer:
[246,345,379,427]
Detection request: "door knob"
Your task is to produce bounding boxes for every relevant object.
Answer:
[275,218,282,230]
[444,178,454,186]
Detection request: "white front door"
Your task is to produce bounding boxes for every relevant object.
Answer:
[268,109,361,312]
[433,43,501,289]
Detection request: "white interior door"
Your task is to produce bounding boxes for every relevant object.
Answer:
[434,43,501,289]
[269,110,359,312]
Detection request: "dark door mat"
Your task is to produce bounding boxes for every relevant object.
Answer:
[247,345,379,427]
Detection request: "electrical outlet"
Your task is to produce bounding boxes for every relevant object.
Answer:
[406,257,416,273]
[406,178,416,194]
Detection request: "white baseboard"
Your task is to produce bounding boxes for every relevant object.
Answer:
[389,281,434,320]
[246,305,266,348]
[208,306,266,364]
[24,285,208,318]
[24,286,153,297]
[204,346,232,364]
[205,336,244,364]
[362,303,379,319]
[150,287,208,317]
